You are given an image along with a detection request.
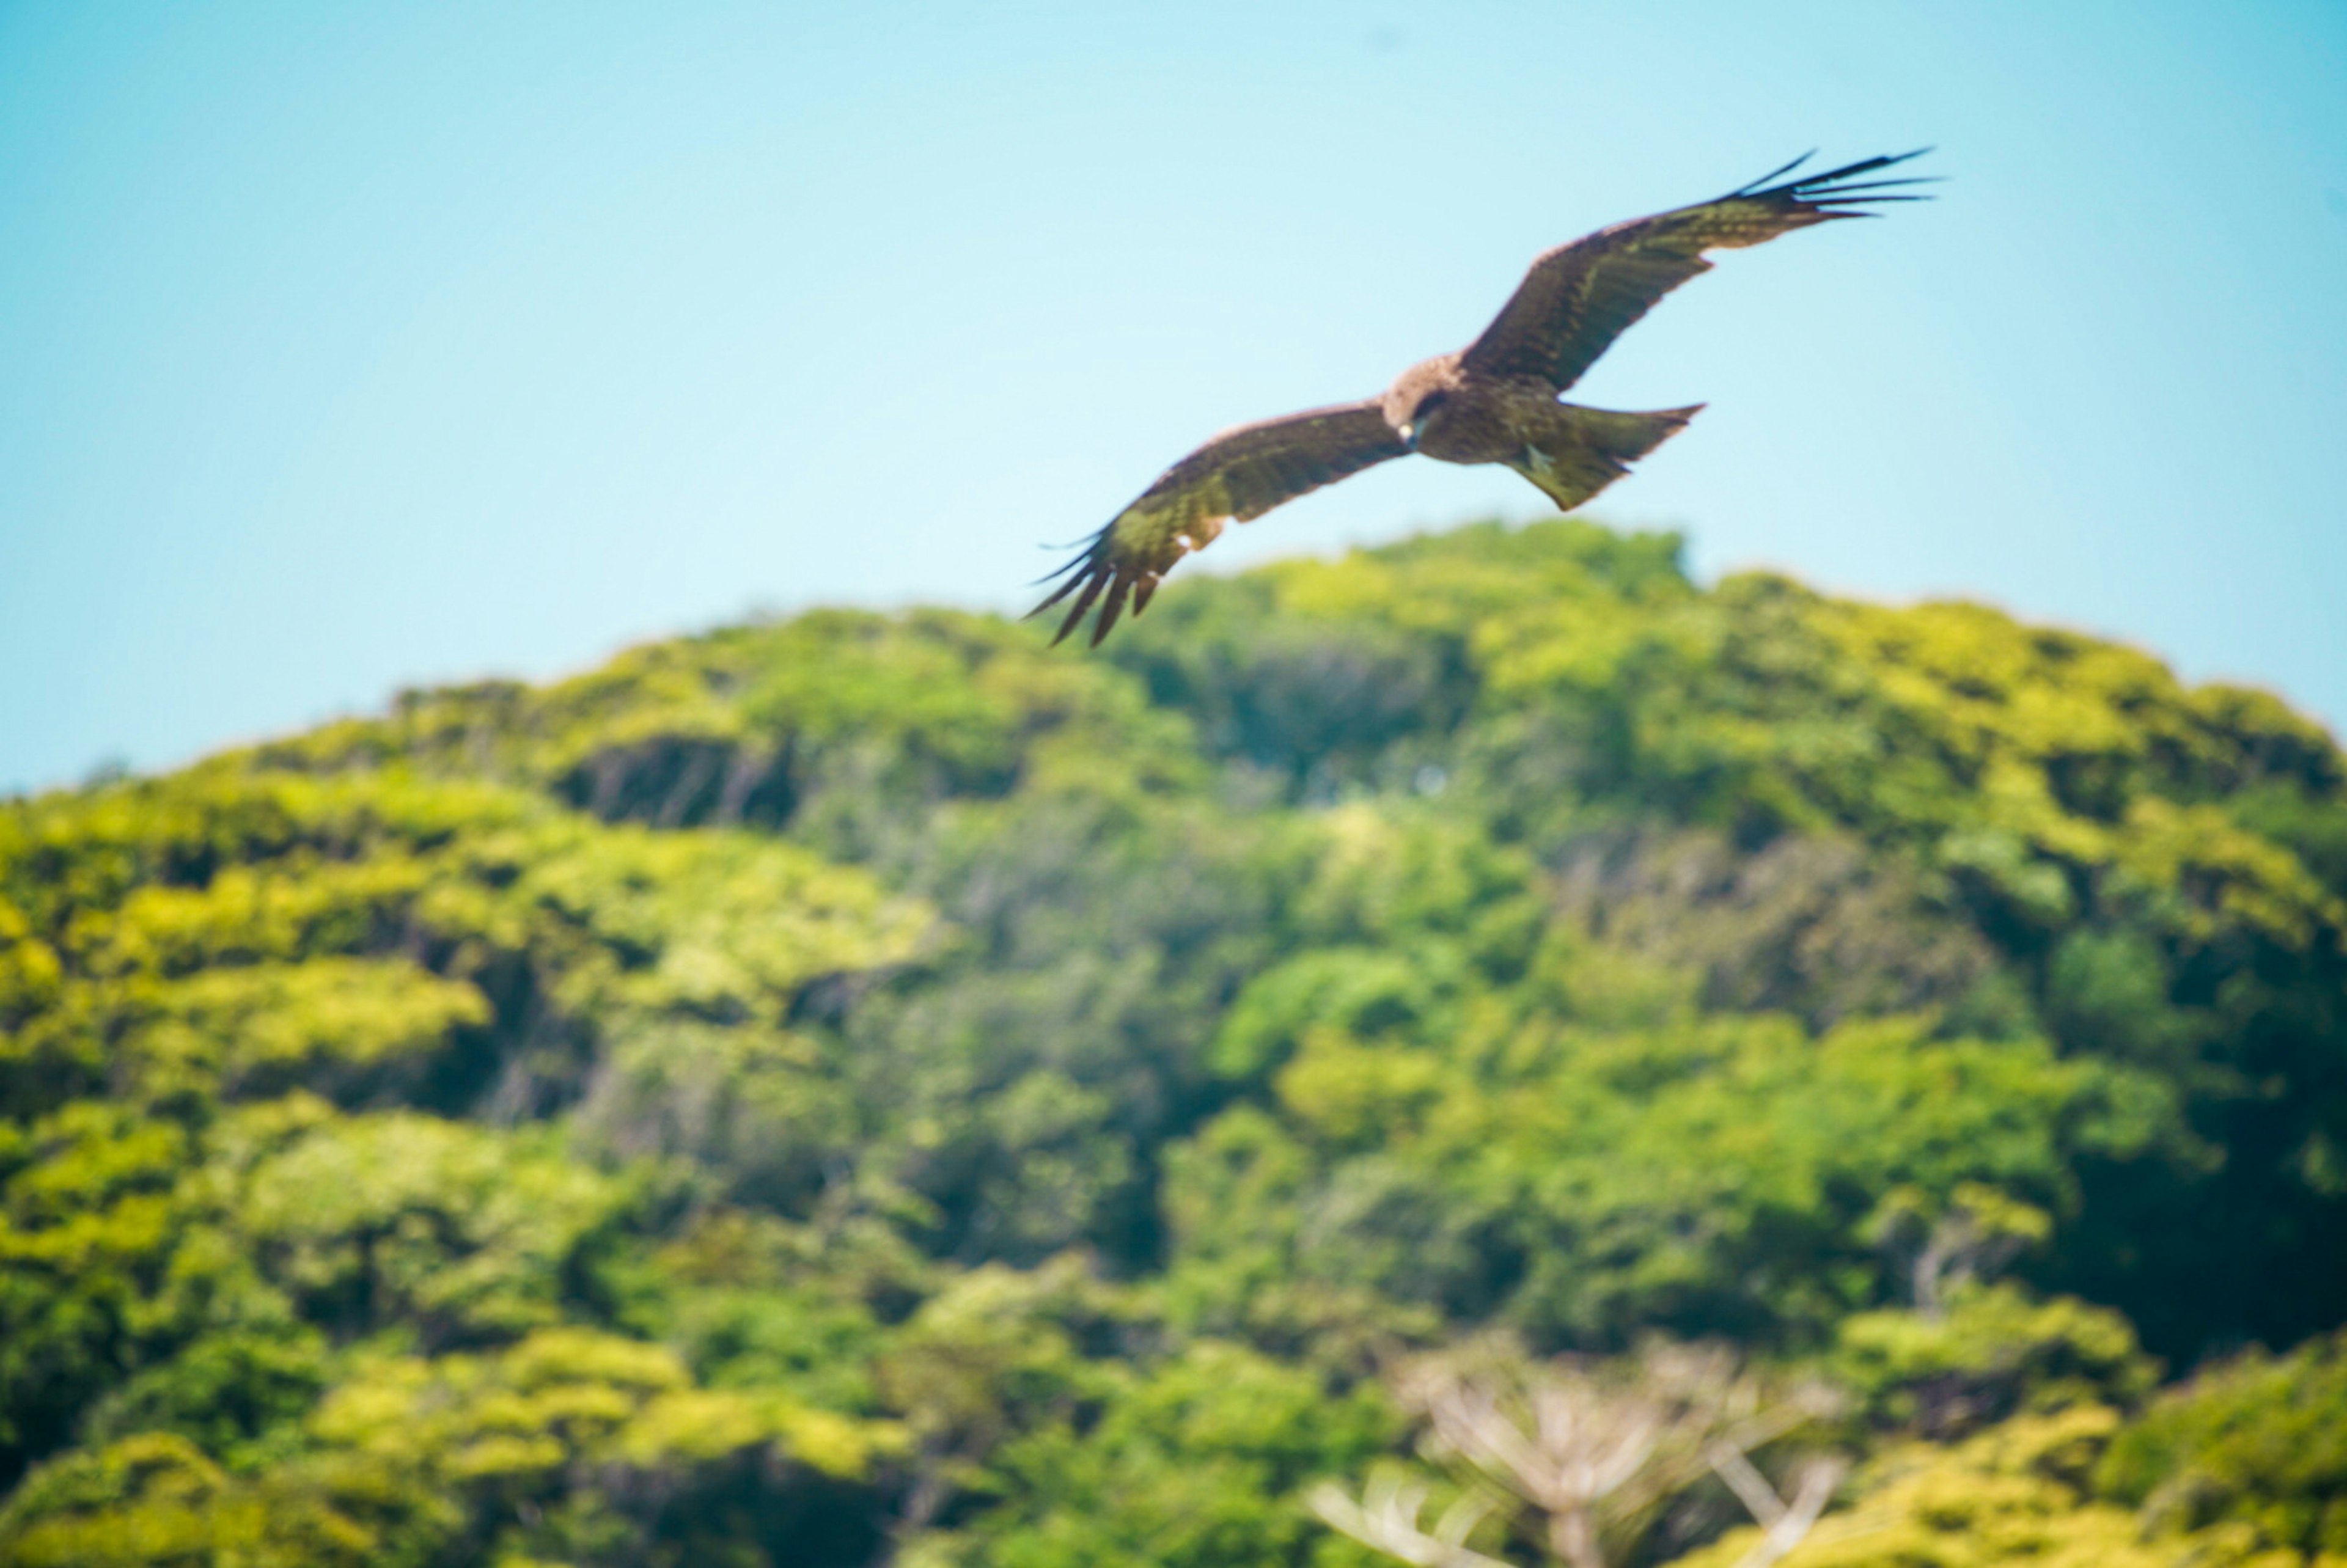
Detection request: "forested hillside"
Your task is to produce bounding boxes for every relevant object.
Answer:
[5,519,2345,1566]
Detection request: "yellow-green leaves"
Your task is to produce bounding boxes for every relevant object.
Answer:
[0,898,61,1026]
[2099,1329,2347,1561]
[502,821,928,1027]
[1834,1282,2156,1434]
[0,1431,375,1568]
[312,1327,900,1482]
[130,959,489,1102]
[238,1113,628,1344]
[0,1334,904,1568]
[1673,1407,2180,1568]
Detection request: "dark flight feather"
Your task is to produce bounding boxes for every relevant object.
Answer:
[1461,150,1933,392]
[1027,400,1408,647]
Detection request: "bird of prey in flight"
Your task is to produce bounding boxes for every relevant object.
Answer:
[1031,150,1931,645]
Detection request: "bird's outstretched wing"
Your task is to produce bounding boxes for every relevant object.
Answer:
[1030,399,1407,646]
[1461,150,1933,394]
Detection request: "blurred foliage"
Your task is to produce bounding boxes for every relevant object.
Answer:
[4,521,2345,1564]
[1673,1406,2175,1568]
[2098,1329,2347,1559]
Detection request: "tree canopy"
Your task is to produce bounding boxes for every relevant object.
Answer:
[4,519,2344,1566]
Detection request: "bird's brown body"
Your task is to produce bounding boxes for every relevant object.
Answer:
[1382,354,1508,464]
[1032,152,1931,645]
[1379,353,1703,511]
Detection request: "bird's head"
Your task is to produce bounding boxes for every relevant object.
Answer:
[1396,390,1450,452]
[1384,357,1461,452]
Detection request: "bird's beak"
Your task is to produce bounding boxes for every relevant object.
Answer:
[1398,423,1418,451]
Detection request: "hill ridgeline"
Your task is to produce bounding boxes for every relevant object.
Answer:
[4,520,2345,1567]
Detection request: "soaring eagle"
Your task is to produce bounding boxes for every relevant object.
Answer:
[1032,151,1930,645]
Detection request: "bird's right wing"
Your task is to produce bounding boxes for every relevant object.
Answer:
[1461,151,1932,394]
[1030,399,1406,646]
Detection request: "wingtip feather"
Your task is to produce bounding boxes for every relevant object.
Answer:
[1051,571,1109,647]
[1757,147,1940,208]
[1089,577,1133,647]
[1026,563,1090,618]
[1740,150,1816,194]
[1031,562,1162,649]
[1027,557,1090,591]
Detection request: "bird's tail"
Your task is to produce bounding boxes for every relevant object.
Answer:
[1567,403,1701,462]
[1507,402,1702,512]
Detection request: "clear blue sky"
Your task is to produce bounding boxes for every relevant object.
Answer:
[4,2,2343,793]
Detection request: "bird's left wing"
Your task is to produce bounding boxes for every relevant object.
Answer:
[1030,399,1406,646]
[1461,151,1932,394]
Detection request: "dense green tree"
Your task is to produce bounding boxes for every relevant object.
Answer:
[5,519,2345,1566]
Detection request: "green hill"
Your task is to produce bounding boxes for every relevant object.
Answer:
[5,520,2345,1567]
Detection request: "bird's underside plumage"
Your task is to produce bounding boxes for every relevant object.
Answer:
[1032,150,1932,645]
